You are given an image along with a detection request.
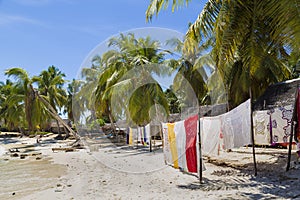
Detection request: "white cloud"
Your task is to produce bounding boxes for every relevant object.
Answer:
[0,13,44,27]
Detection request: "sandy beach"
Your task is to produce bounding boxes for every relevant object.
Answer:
[1,133,300,200]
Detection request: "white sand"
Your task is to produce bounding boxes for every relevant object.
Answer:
[0,145,5,157]
[1,135,300,200]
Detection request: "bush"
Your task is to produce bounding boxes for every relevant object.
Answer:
[88,118,106,130]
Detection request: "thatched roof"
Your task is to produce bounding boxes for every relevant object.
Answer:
[180,103,228,120]
[253,78,300,111]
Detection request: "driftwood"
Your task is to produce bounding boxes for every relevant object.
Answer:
[52,147,75,152]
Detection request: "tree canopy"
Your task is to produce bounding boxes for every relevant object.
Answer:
[146,0,300,108]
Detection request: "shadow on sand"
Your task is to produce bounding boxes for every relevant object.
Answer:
[176,150,300,199]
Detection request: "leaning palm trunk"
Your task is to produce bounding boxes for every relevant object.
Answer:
[108,110,116,134]
[29,85,80,141]
[56,119,61,135]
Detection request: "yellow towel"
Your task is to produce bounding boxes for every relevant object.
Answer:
[167,123,178,169]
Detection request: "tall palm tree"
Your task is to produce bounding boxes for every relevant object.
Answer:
[78,62,102,125]
[5,68,37,132]
[166,37,213,108]
[33,66,66,111]
[164,86,180,114]
[33,66,67,132]
[66,79,83,123]
[0,80,25,130]
[0,80,11,123]
[94,33,171,128]
[146,0,300,107]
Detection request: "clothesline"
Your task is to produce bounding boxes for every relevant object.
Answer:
[253,105,293,145]
[125,97,298,178]
[162,99,252,176]
[127,124,151,146]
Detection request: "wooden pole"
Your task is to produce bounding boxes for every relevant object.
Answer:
[149,125,153,152]
[287,88,298,171]
[287,121,294,171]
[150,136,152,152]
[136,127,139,148]
[198,109,203,183]
[249,87,257,176]
[160,124,164,149]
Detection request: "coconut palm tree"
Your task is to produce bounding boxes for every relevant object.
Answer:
[33,66,66,111]
[166,37,213,108]
[146,0,300,107]
[94,33,171,128]
[164,86,180,114]
[66,79,83,123]
[0,80,25,131]
[0,80,11,123]
[33,66,67,132]
[5,68,38,132]
[79,63,102,125]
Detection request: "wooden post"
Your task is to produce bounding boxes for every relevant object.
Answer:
[287,88,298,171]
[249,87,257,176]
[198,109,203,183]
[136,127,139,148]
[150,136,152,152]
[160,125,164,150]
[287,121,294,171]
[149,125,152,152]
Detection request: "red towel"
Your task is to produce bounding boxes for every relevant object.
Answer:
[184,115,198,173]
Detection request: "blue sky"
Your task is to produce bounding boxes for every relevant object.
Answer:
[0,0,203,82]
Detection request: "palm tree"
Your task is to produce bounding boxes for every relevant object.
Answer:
[5,68,37,132]
[166,37,212,108]
[66,79,83,124]
[146,0,300,108]
[33,66,66,111]
[0,80,25,131]
[78,62,103,125]
[94,33,171,128]
[33,66,67,132]
[164,86,180,114]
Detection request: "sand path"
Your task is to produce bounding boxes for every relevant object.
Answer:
[1,135,300,199]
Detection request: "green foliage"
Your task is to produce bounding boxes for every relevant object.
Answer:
[66,79,83,123]
[146,0,192,21]
[166,37,211,107]
[93,33,173,127]
[33,66,67,112]
[164,87,180,113]
[5,68,37,131]
[1,66,68,132]
[128,83,169,126]
[88,118,105,130]
[146,0,300,108]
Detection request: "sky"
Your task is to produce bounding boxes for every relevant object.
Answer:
[0,0,204,83]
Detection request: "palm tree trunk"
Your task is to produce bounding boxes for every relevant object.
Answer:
[29,85,80,140]
[56,119,61,135]
[25,89,35,133]
[108,110,116,134]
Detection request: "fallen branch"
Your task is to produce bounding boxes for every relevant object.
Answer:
[30,85,80,141]
[52,147,75,152]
